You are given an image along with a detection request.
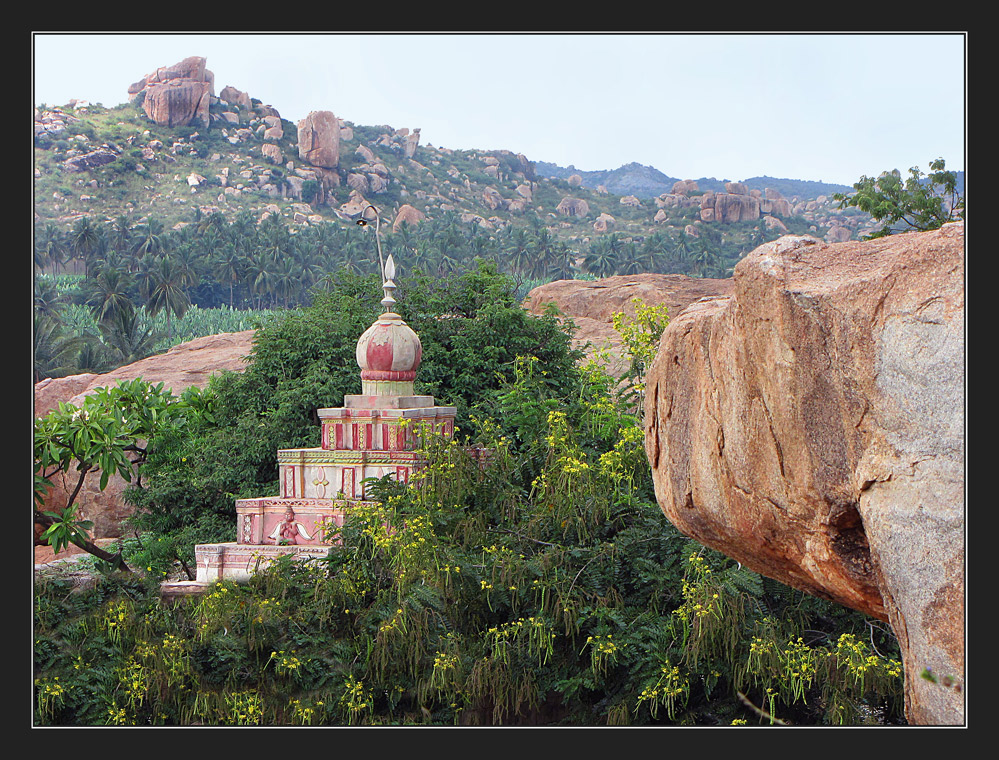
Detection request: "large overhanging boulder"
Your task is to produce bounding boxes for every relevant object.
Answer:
[642,224,965,725]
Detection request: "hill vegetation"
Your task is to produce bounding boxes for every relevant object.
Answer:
[33,92,876,381]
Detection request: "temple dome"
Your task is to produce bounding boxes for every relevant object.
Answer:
[355,311,422,382]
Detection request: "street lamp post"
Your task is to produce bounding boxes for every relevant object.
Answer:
[356,204,396,312]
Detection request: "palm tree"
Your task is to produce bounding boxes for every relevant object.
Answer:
[34,222,69,274]
[132,217,166,261]
[547,241,577,280]
[582,238,619,278]
[211,243,245,308]
[172,244,203,294]
[270,256,299,309]
[33,314,88,382]
[505,227,533,281]
[98,309,163,367]
[134,254,159,305]
[84,265,136,327]
[69,216,103,276]
[34,276,67,324]
[108,215,135,262]
[147,257,190,340]
[246,251,277,309]
[259,214,293,264]
[690,239,721,278]
[408,240,437,276]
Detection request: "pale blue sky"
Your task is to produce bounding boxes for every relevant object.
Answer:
[32,32,966,187]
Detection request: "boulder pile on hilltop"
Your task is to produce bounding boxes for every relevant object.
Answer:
[128,55,215,128]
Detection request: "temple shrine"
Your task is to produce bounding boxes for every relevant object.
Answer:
[163,249,457,594]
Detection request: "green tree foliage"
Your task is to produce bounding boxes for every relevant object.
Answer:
[125,264,582,555]
[33,379,194,568]
[833,158,964,238]
[34,352,904,726]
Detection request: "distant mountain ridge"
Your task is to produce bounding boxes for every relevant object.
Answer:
[535,160,855,201]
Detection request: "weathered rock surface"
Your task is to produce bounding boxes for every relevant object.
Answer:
[524,273,734,325]
[642,224,965,725]
[555,197,590,217]
[60,147,120,172]
[297,110,341,169]
[523,274,734,376]
[393,204,425,232]
[700,191,760,223]
[128,56,214,128]
[34,331,257,536]
[219,85,251,111]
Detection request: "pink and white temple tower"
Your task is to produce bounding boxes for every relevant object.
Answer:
[180,251,459,589]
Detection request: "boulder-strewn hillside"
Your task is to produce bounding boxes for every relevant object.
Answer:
[34,55,880,262]
[642,223,965,725]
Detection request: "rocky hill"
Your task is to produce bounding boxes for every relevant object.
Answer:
[33,55,881,254]
[534,161,857,203]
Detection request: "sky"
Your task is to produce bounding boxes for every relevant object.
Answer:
[31,32,966,187]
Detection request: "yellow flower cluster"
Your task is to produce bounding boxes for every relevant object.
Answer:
[106,703,131,726]
[118,658,149,708]
[485,617,554,665]
[834,633,903,683]
[102,600,131,644]
[433,651,460,672]
[288,697,318,725]
[340,676,373,723]
[271,649,303,674]
[225,690,263,726]
[35,676,66,698]
[379,608,407,635]
[585,634,620,656]
[160,633,186,656]
[635,661,689,720]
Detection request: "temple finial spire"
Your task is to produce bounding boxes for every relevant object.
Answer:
[381,254,397,312]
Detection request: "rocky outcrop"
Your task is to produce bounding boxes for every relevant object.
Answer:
[642,224,965,725]
[60,147,120,172]
[128,56,214,128]
[672,179,699,195]
[482,186,505,211]
[700,191,760,223]
[593,213,615,233]
[392,204,425,232]
[404,129,421,159]
[524,273,734,376]
[556,197,589,217]
[525,273,734,325]
[34,331,257,536]
[297,111,341,169]
[219,85,251,111]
